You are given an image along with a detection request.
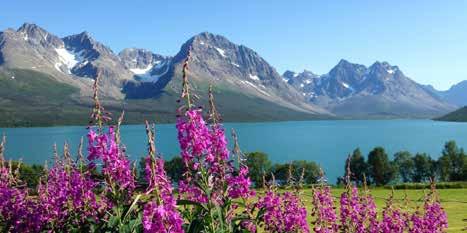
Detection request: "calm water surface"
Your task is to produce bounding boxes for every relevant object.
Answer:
[1,120,467,183]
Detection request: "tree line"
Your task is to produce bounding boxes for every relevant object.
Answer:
[155,152,322,188]
[7,140,467,189]
[243,140,466,187]
[339,140,467,186]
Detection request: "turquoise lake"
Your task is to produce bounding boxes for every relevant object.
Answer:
[1,120,467,183]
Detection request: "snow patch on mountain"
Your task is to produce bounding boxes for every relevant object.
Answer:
[214,47,226,57]
[130,64,154,75]
[133,60,170,82]
[55,48,80,70]
[240,80,270,96]
[54,63,62,72]
[249,74,260,81]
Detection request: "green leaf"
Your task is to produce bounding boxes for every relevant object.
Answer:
[123,194,141,221]
[177,199,208,211]
[186,219,205,233]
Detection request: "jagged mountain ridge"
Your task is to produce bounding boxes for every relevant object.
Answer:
[0,22,459,125]
[0,23,134,98]
[0,23,330,126]
[284,60,455,118]
[142,32,327,114]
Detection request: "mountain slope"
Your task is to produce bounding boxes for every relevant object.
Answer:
[285,60,455,118]
[123,32,329,116]
[0,23,456,126]
[0,24,91,91]
[118,48,171,82]
[0,23,133,99]
[435,106,467,122]
[434,81,467,107]
[62,31,133,98]
[0,25,330,126]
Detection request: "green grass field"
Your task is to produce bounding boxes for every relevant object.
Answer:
[291,188,466,232]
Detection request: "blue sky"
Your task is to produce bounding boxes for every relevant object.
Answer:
[1,0,466,90]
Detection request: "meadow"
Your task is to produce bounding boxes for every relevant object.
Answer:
[297,188,466,232]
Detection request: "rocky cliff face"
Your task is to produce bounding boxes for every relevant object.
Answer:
[118,48,171,83]
[147,32,328,114]
[0,23,133,99]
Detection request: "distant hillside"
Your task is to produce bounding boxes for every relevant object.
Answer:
[435,106,467,122]
[422,81,467,107]
[0,69,327,127]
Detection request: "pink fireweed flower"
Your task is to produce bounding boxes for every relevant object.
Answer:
[178,178,208,203]
[0,185,44,232]
[176,109,212,170]
[361,191,379,233]
[226,128,255,200]
[176,108,212,203]
[379,192,408,233]
[311,185,338,233]
[87,126,135,193]
[143,201,184,233]
[227,165,255,199]
[143,155,184,233]
[241,220,257,233]
[208,122,256,204]
[356,179,380,233]
[257,191,309,233]
[36,157,104,230]
[410,189,448,233]
[208,124,232,179]
[209,124,229,162]
[380,207,407,233]
[0,164,44,232]
[423,200,448,232]
[339,185,362,232]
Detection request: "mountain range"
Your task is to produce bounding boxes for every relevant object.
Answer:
[422,81,467,107]
[283,60,459,118]
[0,23,464,126]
